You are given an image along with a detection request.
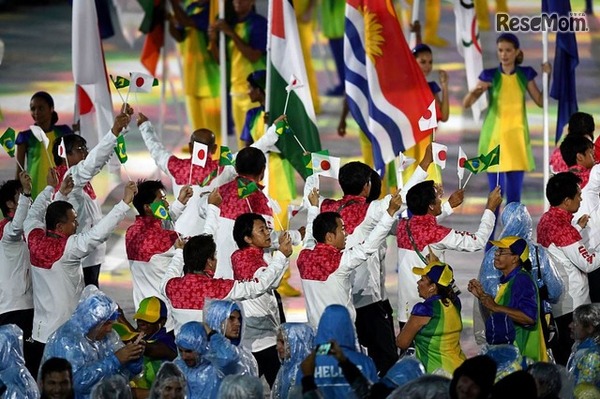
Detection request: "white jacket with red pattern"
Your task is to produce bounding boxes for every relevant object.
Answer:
[25,186,130,343]
[0,194,33,315]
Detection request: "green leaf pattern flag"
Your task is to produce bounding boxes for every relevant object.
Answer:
[110,75,130,89]
[114,135,128,163]
[237,178,259,199]
[464,145,500,174]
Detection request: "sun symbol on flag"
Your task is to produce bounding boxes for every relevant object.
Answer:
[136,77,145,87]
[363,9,384,64]
[459,157,466,167]
[320,160,331,171]
[197,149,205,160]
[59,146,64,156]
[438,150,447,161]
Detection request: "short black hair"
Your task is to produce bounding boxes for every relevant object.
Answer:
[412,43,433,57]
[568,112,595,138]
[183,234,217,274]
[560,135,593,167]
[31,91,59,125]
[235,147,266,177]
[46,201,74,231]
[0,179,22,218]
[313,212,341,243]
[52,134,86,166]
[40,357,73,382]
[133,180,166,216]
[546,172,581,206]
[233,213,266,249]
[406,180,436,215]
[338,162,372,196]
[366,169,382,203]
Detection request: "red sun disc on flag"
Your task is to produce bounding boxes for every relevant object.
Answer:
[136,77,145,87]
[459,157,466,167]
[439,151,447,161]
[292,79,297,85]
[197,149,206,161]
[292,210,298,217]
[320,160,331,170]
[59,147,64,156]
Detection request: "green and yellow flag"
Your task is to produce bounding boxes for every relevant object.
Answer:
[275,119,288,136]
[199,169,218,187]
[0,128,16,158]
[219,145,234,166]
[114,135,128,163]
[150,201,170,220]
[110,75,130,89]
[481,145,500,168]
[464,146,500,174]
[303,149,329,176]
[237,178,259,199]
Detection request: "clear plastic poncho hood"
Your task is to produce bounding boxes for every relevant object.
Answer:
[272,323,315,399]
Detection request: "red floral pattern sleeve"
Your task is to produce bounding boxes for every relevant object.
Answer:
[125,216,179,262]
[167,156,219,186]
[297,243,343,281]
[218,178,272,220]
[537,207,582,248]
[27,229,68,269]
[321,195,369,234]
[396,215,452,250]
[165,274,235,309]
[231,247,267,281]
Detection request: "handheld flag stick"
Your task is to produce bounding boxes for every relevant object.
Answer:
[542,29,550,211]
[124,86,131,107]
[462,172,474,190]
[188,162,193,186]
[121,163,132,181]
[292,134,308,153]
[245,198,254,213]
[496,171,500,188]
[44,147,54,168]
[273,211,284,231]
[283,91,291,115]
[15,159,25,172]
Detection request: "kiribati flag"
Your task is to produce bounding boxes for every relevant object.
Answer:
[344,0,436,172]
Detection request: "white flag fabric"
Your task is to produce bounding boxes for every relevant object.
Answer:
[72,0,114,149]
[191,141,209,167]
[285,74,304,92]
[457,146,467,180]
[454,0,487,122]
[129,72,158,93]
[418,99,438,131]
[58,137,68,159]
[29,125,50,149]
[396,152,416,172]
[432,142,448,169]
[311,153,341,179]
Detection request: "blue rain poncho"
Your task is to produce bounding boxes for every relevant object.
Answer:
[216,374,264,398]
[90,374,132,398]
[148,362,187,399]
[479,202,563,312]
[0,324,39,399]
[42,286,143,399]
[203,300,259,376]
[272,323,315,399]
[174,321,238,399]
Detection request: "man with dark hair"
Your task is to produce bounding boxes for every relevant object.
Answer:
[230,212,289,386]
[0,172,36,375]
[537,171,600,365]
[40,357,73,399]
[550,112,596,174]
[559,135,594,187]
[50,109,132,288]
[24,169,136,376]
[138,112,278,237]
[297,188,402,327]
[161,191,293,333]
[126,179,192,322]
[396,182,501,327]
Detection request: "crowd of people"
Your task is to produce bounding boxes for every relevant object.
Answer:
[2,0,600,396]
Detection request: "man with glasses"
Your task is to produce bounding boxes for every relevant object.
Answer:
[51,107,133,287]
[468,236,548,362]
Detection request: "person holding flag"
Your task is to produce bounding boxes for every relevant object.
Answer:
[50,107,133,287]
[125,179,193,327]
[208,0,267,147]
[463,33,551,237]
[15,91,73,199]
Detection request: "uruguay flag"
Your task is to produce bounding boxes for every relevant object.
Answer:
[344,0,436,173]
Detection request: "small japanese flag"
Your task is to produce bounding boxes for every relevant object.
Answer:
[396,152,416,172]
[418,99,438,131]
[57,137,67,159]
[432,142,448,169]
[191,141,209,167]
[312,152,340,179]
[457,146,467,180]
[129,72,159,93]
[30,125,50,149]
[285,74,304,92]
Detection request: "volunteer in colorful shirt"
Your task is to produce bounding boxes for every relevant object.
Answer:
[396,261,466,374]
[469,236,548,362]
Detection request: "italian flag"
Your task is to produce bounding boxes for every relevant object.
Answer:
[268,0,321,179]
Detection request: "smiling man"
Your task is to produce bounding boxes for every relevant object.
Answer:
[39,357,73,399]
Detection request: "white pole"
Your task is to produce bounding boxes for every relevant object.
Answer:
[542,29,550,211]
[408,0,420,48]
[264,0,274,196]
[159,16,168,140]
[219,0,228,148]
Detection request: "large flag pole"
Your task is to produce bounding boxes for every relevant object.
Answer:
[219,0,228,148]
[264,0,274,195]
[409,0,420,47]
[542,29,550,211]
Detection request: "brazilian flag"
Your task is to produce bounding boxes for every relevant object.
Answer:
[237,178,259,199]
[110,75,130,89]
[114,135,128,163]
[219,146,234,166]
[481,145,500,168]
[199,169,217,187]
[275,119,288,136]
[464,157,486,174]
[303,149,329,176]
[150,201,170,220]
[0,128,16,158]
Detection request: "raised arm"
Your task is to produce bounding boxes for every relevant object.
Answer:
[3,171,32,240]
[302,189,320,249]
[463,80,491,109]
[24,168,58,236]
[137,113,173,175]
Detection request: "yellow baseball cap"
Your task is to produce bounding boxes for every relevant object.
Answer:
[412,261,454,287]
[112,322,139,341]
[133,296,168,323]
[490,236,529,263]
